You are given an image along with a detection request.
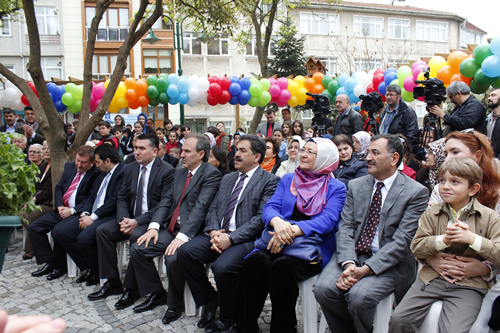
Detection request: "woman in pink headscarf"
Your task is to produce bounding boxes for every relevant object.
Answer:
[230,138,347,333]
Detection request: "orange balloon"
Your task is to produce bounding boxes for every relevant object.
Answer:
[125,89,138,102]
[304,78,315,92]
[437,66,454,85]
[312,84,324,94]
[450,73,472,85]
[447,51,469,72]
[128,100,140,109]
[125,78,137,90]
[312,72,324,85]
[136,79,148,95]
[137,95,150,107]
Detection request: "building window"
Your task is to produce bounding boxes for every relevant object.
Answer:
[355,58,382,72]
[183,32,202,55]
[208,121,232,135]
[353,16,383,38]
[35,6,60,35]
[92,54,131,79]
[388,59,405,67]
[300,12,338,35]
[85,7,129,41]
[143,49,173,75]
[245,36,277,56]
[41,58,63,79]
[416,20,447,42]
[415,101,427,118]
[1,16,11,36]
[461,29,483,48]
[388,18,409,39]
[207,34,229,56]
[317,57,337,75]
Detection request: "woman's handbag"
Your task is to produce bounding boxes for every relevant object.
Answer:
[254,225,322,263]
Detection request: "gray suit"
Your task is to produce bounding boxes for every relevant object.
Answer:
[255,121,281,136]
[178,167,280,320]
[122,162,222,306]
[314,172,428,333]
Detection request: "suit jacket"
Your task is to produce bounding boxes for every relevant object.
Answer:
[53,162,101,211]
[255,121,281,136]
[163,153,179,168]
[262,174,346,267]
[204,166,280,244]
[79,162,127,218]
[335,172,428,301]
[34,159,52,206]
[0,123,23,134]
[26,121,45,145]
[116,157,175,225]
[151,162,222,238]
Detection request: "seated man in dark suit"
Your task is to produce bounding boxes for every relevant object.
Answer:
[88,133,175,300]
[52,145,126,285]
[115,134,221,314]
[29,145,100,280]
[314,134,428,333]
[157,139,179,168]
[177,135,280,332]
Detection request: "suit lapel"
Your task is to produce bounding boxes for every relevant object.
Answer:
[237,167,261,204]
[180,164,201,201]
[355,176,375,242]
[378,173,405,238]
[147,158,161,197]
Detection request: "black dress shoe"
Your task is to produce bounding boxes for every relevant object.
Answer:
[205,318,235,333]
[85,275,99,286]
[133,290,167,313]
[162,307,182,324]
[32,263,53,277]
[75,269,92,283]
[47,268,67,281]
[88,282,123,301]
[198,301,218,328]
[115,289,140,310]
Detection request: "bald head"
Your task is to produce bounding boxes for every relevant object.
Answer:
[336,94,351,114]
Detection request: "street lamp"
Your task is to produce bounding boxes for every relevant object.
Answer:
[143,15,205,125]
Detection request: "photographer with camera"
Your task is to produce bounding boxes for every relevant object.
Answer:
[334,94,364,137]
[428,81,487,136]
[379,84,420,154]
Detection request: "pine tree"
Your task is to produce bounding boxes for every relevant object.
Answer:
[268,16,307,77]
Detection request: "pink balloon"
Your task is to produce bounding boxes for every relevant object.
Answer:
[93,83,105,99]
[268,78,277,85]
[412,65,427,80]
[277,77,289,90]
[276,100,288,108]
[403,76,417,92]
[278,89,291,103]
[269,84,281,98]
[412,60,428,71]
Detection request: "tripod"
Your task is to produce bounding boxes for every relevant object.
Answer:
[416,114,442,161]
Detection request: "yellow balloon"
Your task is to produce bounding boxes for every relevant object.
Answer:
[116,97,128,109]
[297,87,308,101]
[104,79,110,89]
[108,103,120,113]
[294,75,305,88]
[417,72,426,85]
[288,96,299,107]
[116,82,127,97]
[428,56,446,68]
[297,96,307,106]
[288,81,299,95]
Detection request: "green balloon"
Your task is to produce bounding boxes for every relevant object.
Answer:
[73,85,84,100]
[146,85,160,99]
[157,78,168,91]
[474,69,496,87]
[158,91,169,104]
[248,96,259,107]
[65,82,77,94]
[249,83,262,97]
[322,76,333,89]
[61,92,75,106]
[149,97,159,106]
[390,79,402,89]
[146,75,158,86]
[459,58,480,78]
[401,89,414,102]
[492,78,500,89]
[67,103,79,114]
[473,44,493,65]
[328,80,340,95]
[396,66,412,82]
[259,79,271,92]
[469,79,489,94]
[322,89,333,101]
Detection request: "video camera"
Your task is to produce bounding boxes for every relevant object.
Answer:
[413,68,446,110]
[304,92,331,136]
[359,92,384,119]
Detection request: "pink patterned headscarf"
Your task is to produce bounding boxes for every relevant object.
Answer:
[292,138,340,216]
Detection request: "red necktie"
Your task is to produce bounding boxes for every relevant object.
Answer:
[62,171,82,207]
[168,172,192,234]
[267,123,273,138]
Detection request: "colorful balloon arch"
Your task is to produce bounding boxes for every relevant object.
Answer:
[3,36,500,113]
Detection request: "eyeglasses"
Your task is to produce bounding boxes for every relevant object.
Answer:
[29,151,42,154]
[461,128,482,150]
[385,93,398,97]
[299,148,317,155]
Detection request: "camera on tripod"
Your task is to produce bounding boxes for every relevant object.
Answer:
[359,92,384,135]
[304,93,331,136]
[413,68,446,110]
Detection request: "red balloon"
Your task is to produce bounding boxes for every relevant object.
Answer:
[372,74,384,88]
[208,83,222,96]
[21,95,30,106]
[27,82,39,96]
[381,95,386,103]
[207,93,218,106]
[219,76,231,90]
[218,90,231,104]
[374,68,385,76]
[128,100,140,109]
[366,83,376,94]
[208,76,219,84]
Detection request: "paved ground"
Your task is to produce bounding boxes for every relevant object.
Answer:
[0,230,322,332]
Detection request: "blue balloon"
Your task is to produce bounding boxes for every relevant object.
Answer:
[228,82,242,96]
[481,55,500,78]
[344,78,357,92]
[178,77,190,92]
[167,84,180,98]
[52,86,65,101]
[178,92,189,105]
[385,68,397,75]
[349,93,360,104]
[240,77,251,90]
[229,95,239,105]
[168,73,180,85]
[338,74,350,87]
[238,90,251,105]
[378,82,387,96]
[168,96,179,105]
[384,72,398,87]
[46,82,57,94]
[229,76,239,83]
[54,100,66,112]
[336,87,348,96]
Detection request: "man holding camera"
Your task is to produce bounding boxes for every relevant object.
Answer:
[428,81,486,136]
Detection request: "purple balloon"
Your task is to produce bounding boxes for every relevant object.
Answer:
[238,90,251,105]
[240,77,251,90]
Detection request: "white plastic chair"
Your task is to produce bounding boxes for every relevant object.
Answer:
[373,293,395,333]
[297,274,320,333]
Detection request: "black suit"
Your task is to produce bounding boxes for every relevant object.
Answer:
[52,162,126,272]
[28,162,100,265]
[123,162,221,308]
[162,153,179,168]
[96,158,175,281]
[178,167,280,321]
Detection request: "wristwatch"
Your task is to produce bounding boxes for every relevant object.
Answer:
[80,211,90,217]
[70,208,76,215]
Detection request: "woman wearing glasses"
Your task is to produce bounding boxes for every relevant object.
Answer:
[229,138,346,333]
[275,136,305,178]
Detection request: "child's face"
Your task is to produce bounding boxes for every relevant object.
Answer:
[113,131,122,140]
[168,132,177,143]
[439,171,479,211]
[99,125,110,137]
[156,131,165,141]
[170,152,179,158]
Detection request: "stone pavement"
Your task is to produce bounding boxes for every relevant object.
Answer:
[0,230,322,333]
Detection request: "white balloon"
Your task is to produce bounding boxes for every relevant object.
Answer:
[188,88,200,100]
[4,81,16,90]
[188,75,199,85]
[187,98,198,107]
[368,69,376,77]
[198,91,208,104]
[353,84,366,98]
[12,99,26,111]
[198,78,209,92]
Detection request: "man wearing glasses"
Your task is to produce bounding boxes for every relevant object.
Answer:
[379,85,419,155]
[428,81,486,137]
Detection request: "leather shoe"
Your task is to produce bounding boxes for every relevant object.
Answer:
[75,269,93,283]
[162,307,182,324]
[31,263,53,277]
[133,290,167,313]
[197,301,218,328]
[47,268,67,281]
[115,289,140,310]
[85,275,99,286]
[205,318,235,333]
[88,282,123,301]
[22,252,34,260]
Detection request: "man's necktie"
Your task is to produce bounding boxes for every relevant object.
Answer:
[134,166,147,217]
[62,171,82,207]
[221,174,248,231]
[267,123,273,138]
[168,172,193,234]
[92,173,110,214]
[356,182,384,255]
